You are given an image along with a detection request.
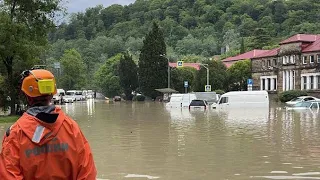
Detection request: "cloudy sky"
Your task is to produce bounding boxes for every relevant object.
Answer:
[67,0,136,13]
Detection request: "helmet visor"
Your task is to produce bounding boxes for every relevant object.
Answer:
[38,79,55,94]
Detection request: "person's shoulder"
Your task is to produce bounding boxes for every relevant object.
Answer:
[5,115,25,138]
[61,113,82,136]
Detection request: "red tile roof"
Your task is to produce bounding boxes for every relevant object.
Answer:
[224,62,235,68]
[280,34,320,45]
[253,48,280,59]
[302,39,320,53]
[222,49,269,62]
[169,62,201,70]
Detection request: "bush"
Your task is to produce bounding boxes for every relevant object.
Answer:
[278,90,308,102]
[214,90,225,95]
[133,95,146,101]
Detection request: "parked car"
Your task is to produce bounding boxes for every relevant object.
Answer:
[65,91,77,102]
[113,96,122,102]
[285,96,320,106]
[286,101,320,110]
[52,89,65,104]
[189,100,209,111]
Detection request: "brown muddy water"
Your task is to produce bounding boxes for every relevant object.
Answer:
[1,99,320,180]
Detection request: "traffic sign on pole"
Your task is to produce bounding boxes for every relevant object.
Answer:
[205,85,211,92]
[247,79,253,85]
[177,61,184,68]
[184,81,188,88]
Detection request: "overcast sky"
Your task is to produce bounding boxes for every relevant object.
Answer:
[67,0,136,13]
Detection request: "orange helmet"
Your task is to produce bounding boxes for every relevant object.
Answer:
[20,69,57,97]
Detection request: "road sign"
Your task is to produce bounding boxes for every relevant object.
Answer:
[247,79,253,85]
[54,62,61,69]
[177,61,184,68]
[184,81,188,88]
[205,85,211,92]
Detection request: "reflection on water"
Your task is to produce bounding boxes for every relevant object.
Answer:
[1,101,320,180]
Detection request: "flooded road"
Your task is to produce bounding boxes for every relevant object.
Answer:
[1,99,320,180]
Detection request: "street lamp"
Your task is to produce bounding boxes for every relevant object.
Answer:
[160,54,170,88]
[200,64,209,86]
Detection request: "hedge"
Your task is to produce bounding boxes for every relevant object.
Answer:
[278,90,308,102]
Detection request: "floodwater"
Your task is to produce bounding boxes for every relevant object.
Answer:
[1,99,320,180]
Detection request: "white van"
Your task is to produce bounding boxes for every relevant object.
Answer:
[213,91,269,109]
[65,90,76,102]
[166,93,197,108]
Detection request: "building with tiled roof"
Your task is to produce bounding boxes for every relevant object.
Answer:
[222,49,269,68]
[251,34,320,96]
[169,62,201,70]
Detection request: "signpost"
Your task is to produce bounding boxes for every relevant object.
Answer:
[177,61,184,68]
[205,85,211,92]
[184,81,188,93]
[247,79,253,91]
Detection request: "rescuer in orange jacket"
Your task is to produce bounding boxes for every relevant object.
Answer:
[0,68,97,180]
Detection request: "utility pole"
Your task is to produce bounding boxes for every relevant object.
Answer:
[160,54,170,88]
[201,64,209,86]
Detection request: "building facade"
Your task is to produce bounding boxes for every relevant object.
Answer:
[251,34,320,97]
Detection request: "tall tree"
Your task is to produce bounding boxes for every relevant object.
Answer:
[240,37,245,54]
[0,0,62,114]
[59,49,86,90]
[227,60,251,91]
[138,22,167,99]
[118,52,138,100]
[253,28,271,49]
[94,54,122,98]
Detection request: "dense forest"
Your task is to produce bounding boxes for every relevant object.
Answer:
[42,0,320,97]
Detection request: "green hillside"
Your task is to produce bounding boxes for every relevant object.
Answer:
[48,0,320,61]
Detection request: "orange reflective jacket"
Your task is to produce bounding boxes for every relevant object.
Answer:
[0,106,97,180]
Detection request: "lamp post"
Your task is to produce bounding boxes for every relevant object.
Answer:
[200,64,209,86]
[160,54,170,88]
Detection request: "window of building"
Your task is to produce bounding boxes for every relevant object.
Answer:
[318,75,320,89]
[283,56,286,64]
[310,55,315,63]
[310,76,314,89]
[303,56,307,64]
[317,54,320,63]
[290,55,295,63]
[303,76,307,90]
[268,78,271,90]
[267,60,271,67]
[262,79,265,90]
[273,59,277,66]
[274,78,277,90]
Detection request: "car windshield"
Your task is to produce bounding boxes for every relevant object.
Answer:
[291,97,303,102]
[66,92,75,95]
[294,101,311,107]
[190,100,206,106]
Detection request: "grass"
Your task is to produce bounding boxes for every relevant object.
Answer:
[0,116,19,123]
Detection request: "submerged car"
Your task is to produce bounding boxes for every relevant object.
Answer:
[286,101,320,110]
[285,96,320,106]
[189,100,209,111]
